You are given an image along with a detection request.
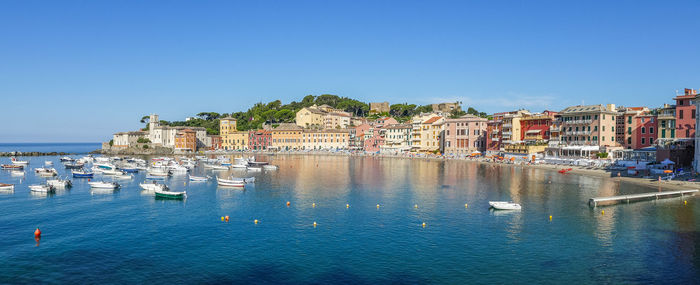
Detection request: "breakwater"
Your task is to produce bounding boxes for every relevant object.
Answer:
[0,152,71,157]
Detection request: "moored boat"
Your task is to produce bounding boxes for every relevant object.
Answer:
[10,157,29,165]
[60,156,75,162]
[489,201,522,210]
[88,181,120,189]
[262,165,278,170]
[29,184,55,193]
[189,175,210,182]
[216,176,245,187]
[64,162,85,169]
[140,181,169,191]
[155,188,186,199]
[47,178,72,188]
[1,164,23,170]
[34,168,58,177]
[0,183,14,191]
[72,169,94,178]
[44,161,53,166]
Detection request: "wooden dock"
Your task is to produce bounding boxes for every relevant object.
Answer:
[588,189,698,207]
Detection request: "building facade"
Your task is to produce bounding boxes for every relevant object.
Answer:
[271,123,303,151]
[631,115,658,149]
[301,129,350,150]
[249,130,271,150]
[381,124,413,153]
[675,88,697,139]
[431,102,461,113]
[444,115,488,155]
[174,129,197,152]
[657,104,676,143]
[112,131,148,148]
[559,104,618,147]
[369,102,390,114]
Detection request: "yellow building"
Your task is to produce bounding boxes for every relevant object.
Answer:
[420,116,445,152]
[271,123,303,151]
[219,117,240,150]
[301,129,350,150]
[295,105,352,129]
[228,131,249,150]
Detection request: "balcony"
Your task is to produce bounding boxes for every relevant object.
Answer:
[501,131,512,136]
[565,119,593,125]
[502,124,513,128]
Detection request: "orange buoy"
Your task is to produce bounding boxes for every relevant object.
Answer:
[225,216,229,222]
[34,228,41,237]
[88,178,91,182]
[286,201,291,206]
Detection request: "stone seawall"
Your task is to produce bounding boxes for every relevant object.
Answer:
[0,152,72,156]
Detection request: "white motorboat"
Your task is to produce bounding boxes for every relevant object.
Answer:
[94,163,116,170]
[204,164,229,170]
[113,172,134,179]
[246,166,262,172]
[140,181,169,191]
[216,177,245,187]
[11,157,29,165]
[147,167,170,176]
[11,170,24,176]
[189,175,210,182]
[168,165,189,175]
[0,183,14,191]
[231,164,248,169]
[489,201,522,210]
[60,156,75,162]
[101,169,123,176]
[29,184,55,193]
[47,178,72,188]
[88,181,120,189]
[34,168,58,177]
[262,165,278,170]
[44,161,53,166]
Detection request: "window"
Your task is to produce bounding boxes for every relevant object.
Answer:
[594,126,598,131]
[602,126,605,131]
[602,136,605,141]
[650,127,654,134]
[627,137,631,144]
[641,127,645,134]
[628,116,632,124]
[671,129,675,138]
[679,110,684,119]
[693,109,697,119]
[661,129,666,138]
[661,120,666,128]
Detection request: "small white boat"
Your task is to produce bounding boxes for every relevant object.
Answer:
[140,181,169,191]
[231,164,248,169]
[34,168,58,177]
[262,165,278,170]
[60,156,75,162]
[113,172,134,179]
[29,184,55,193]
[0,183,14,191]
[101,169,123,176]
[88,181,120,189]
[147,168,170,176]
[205,164,229,170]
[216,177,245,187]
[11,170,24,176]
[11,157,29,165]
[489,201,522,210]
[44,161,53,166]
[47,178,72,188]
[154,188,186,199]
[189,175,210,182]
[246,166,262,172]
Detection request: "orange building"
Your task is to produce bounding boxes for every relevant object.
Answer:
[175,129,197,152]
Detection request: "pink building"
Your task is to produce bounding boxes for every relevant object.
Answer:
[363,127,385,152]
[444,115,488,155]
[373,117,398,127]
[675,88,697,139]
[632,115,658,149]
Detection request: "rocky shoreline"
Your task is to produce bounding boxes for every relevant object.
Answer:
[0,151,74,157]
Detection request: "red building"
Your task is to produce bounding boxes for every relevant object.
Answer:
[248,130,271,150]
[209,135,222,150]
[674,88,697,139]
[485,112,506,152]
[520,111,557,142]
[632,115,658,149]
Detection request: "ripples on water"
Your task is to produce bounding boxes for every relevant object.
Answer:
[0,155,697,284]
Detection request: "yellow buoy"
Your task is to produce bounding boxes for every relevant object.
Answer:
[684,200,687,205]
[422,222,426,228]
[346,203,350,208]
[376,204,380,208]
[313,221,317,227]
[312,203,316,208]
[601,210,605,215]
[464,203,468,208]
[549,215,552,221]
[414,204,418,209]
[221,216,224,221]
[254,219,259,224]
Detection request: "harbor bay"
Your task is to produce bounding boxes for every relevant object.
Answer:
[0,154,696,284]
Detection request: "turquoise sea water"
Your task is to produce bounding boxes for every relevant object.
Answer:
[0,143,101,154]
[0,155,697,284]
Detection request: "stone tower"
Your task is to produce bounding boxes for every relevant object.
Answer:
[149,114,159,131]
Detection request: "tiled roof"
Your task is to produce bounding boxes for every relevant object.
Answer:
[423,116,443,124]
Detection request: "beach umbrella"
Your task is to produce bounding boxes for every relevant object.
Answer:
[663,170,673,174]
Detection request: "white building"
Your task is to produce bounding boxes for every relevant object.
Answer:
[381,124,413,153]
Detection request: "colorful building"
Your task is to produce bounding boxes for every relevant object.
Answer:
[501,110,530,145]
[174,129,197,152]
[444,115,488,155]
[656,104,676,143]
[674,88,697,139]
[419,116,445,152]
[295,105,352,129]
[485,112,506,152]
[559,104,618,147]
[219,116,238,150]
[520,111,557,143]
[227,132,249,150]
[301,129,350,150]
[270,123,303,151]
[617,107,649,149]
[381,124,413,153]
[249,130,271,150]
[631,114,658,149]
[208,135,222,150]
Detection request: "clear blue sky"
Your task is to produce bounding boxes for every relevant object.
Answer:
[1,0,698,142]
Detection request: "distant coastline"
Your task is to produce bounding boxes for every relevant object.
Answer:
[0,142,101,154]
